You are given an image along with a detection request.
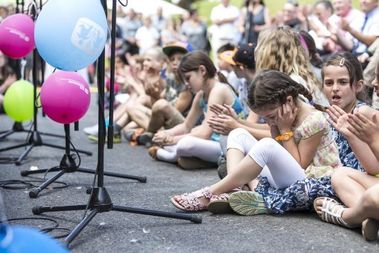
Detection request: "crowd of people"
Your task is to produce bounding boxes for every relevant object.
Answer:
[2,0,379,243]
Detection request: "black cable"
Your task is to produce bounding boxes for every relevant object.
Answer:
[2,217,70,239]
[0,179,68,190]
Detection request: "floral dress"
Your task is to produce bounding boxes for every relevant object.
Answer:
[255,111,342,214]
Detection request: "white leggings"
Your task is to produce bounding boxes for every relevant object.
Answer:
[227,128,306,189]
[156,135,222,163]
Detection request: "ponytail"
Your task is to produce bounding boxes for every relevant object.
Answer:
[217,70,238,96]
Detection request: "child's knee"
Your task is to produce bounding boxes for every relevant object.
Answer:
[361,186,379,211]
[152,99,169,113]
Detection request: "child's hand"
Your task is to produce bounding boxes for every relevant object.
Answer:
[152,131,173,146]
[207,114,238,135]
[209,104,238,119]
[276,101,298,133]
[347,112,379,145]
[326,105,353,137]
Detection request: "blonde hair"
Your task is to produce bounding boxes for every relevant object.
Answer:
[255,27,321,93]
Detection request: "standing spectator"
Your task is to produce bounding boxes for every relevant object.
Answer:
[181,9,209,53]
[209,0,240,61]
[239,0,271,45]
[119,8,142,55]
[152,7,167,46]
[135,16,160,55]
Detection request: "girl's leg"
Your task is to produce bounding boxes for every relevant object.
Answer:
[156,144,178,163]
[176,136,222,163]
[211,138,306,194]
[227,128,259,189]
[331,167,379,207]
[249,138,307,188]
[342,183,379,225]
[148,99,184,133]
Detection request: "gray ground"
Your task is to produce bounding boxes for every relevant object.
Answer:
[1,94,379,253]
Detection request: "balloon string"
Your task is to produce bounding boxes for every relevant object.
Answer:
[26,1,39,19]
[118,0,128,7]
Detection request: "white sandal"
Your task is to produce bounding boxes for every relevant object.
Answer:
[314,197,355,228]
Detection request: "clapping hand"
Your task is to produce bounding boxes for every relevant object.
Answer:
[326,105,352,137]
[347,111,379,145]
[209,104,238,119]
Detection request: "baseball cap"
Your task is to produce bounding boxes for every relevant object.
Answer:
[232,43,255,70]
[218,50,237,65]
[162,41,193,57]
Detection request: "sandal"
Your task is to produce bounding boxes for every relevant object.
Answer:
[313,197,355,228]
[362,218,379,241]
[207,193,232,214]
[170,187,213,212]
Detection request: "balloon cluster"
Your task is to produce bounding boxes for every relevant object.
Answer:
[1,0,107,124]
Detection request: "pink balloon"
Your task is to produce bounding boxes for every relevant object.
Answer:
[0,14,35,59]
[40,71,91,124]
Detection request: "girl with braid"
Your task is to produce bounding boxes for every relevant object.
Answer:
[170,70,340,212]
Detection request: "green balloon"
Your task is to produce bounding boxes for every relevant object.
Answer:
[3,80,34,122]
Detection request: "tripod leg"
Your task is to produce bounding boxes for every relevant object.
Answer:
[43,142,92,156]
[0,143,29,152]
[77,168,147,183]
[15,144,35,165]
[64,209,98,247]
[29,170,65,198]
[32,204,88,214]
[0,130,14,139]
[112,205,202,224]
[38,131,65,138]
[20,166,62,176]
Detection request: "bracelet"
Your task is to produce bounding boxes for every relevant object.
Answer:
[275,131,294,141]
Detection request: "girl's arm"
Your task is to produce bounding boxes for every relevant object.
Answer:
[276,101,322,169]
[174,89,193,114]
[189,85,231,139]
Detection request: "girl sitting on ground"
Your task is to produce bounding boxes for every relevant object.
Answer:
[227,52,370,216]
[170,70,340,212]
[314,61,379,241]
[149,51,245,170]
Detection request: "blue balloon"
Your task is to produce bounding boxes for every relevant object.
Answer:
[0,225,69,253]
[35,0,108,71]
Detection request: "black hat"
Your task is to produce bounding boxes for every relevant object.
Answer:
[232,43,255,70]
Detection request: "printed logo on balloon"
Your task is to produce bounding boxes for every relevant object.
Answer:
[35,0,107,71]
